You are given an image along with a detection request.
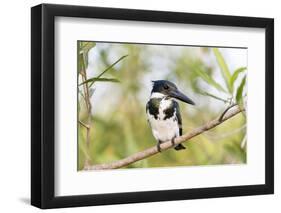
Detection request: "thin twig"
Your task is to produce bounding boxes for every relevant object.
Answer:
[80,53,93,167]
[89,55,128,87]
[79,120,90,129]
[78,90,87,106]
[219,103,237,121]
[84,105,244,170]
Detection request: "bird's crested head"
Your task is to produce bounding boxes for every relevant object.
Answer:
[151,80,195,105]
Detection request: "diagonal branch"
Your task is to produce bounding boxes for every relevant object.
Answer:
[84,105,244,170]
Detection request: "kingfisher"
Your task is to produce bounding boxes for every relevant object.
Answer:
[146,80,195,152]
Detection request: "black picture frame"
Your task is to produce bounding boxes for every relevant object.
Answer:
[31,3,274,209]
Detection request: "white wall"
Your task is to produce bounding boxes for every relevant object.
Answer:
[0,0,279,212]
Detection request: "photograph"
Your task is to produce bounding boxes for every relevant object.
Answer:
[77,41,247,171]
[30,3,274,209]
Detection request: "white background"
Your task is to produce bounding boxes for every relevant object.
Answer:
[0,0,279,212]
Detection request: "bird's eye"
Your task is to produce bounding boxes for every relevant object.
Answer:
[164,84,169,90]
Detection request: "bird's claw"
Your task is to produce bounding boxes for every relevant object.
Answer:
[171,137,175,147]
[157,143,162,152]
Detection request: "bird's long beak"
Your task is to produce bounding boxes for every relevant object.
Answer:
[170,90,195,105]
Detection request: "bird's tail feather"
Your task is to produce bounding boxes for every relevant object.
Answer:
[174,143,186,151]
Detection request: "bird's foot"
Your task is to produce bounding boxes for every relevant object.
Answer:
[171,137,175,147]
[157,142,162,152]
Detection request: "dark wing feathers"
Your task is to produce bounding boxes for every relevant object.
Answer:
[174,101,186,150]
[146,99,185,151]
[146,98,160,119]
[174,101,182,136]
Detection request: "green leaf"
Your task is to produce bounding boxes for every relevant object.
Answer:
[79,42,96,54]
[230,67,247,92]
[78,53,86,73]
[201,91,227,103]
[213,48,232,92]
[236,76,246,103]
[97,55,128,79]
[194,67,226,93]
[89,55,128,87]
[79,42,96,69]
[80,77,120,86]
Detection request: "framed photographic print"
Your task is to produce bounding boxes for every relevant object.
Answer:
[31,3,274,209]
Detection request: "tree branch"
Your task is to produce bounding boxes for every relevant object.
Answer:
[84,105,244,170]
[219,103,237,121]
[80,53,93,168]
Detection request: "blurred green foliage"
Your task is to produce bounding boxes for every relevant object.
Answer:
[78,42,247,170]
